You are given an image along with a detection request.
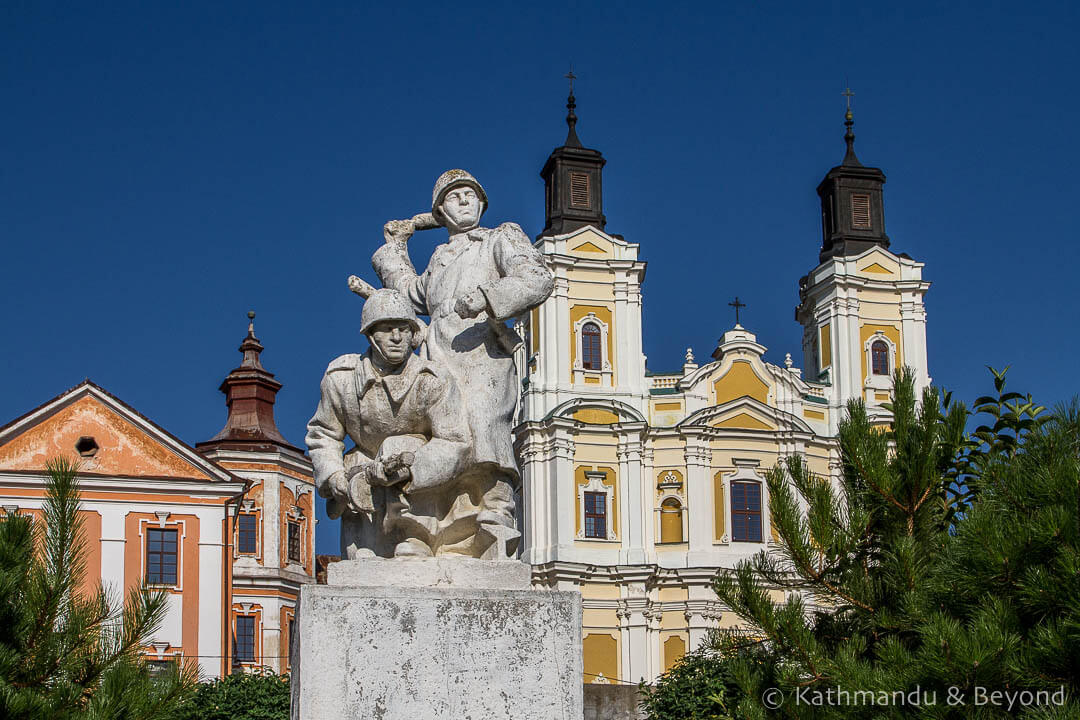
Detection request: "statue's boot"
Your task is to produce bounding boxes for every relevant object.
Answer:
[394,538,434,558]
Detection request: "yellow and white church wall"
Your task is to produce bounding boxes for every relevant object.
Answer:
[515,158,928,682]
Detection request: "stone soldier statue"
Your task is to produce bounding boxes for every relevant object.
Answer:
[369,170,554,559]
[307,286,500,559]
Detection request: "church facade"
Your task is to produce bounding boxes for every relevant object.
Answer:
[513,98,931,684]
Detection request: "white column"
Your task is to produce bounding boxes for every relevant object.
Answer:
[612,278,630,391]
[197,507,224,679]
[628,281,648,407]
[640,448,656,562]
[261,596,282,673]
[901,294,930,392]
[618,431,645,564]
[520,436,545,563]
[684,432,712,566]
[619,595,649,684]
[262,475,280,569]
[552,426,576,560]
[99,508,127,598]
[554,276,572,398]
[842,295,862,406]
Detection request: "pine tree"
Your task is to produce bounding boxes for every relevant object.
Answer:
[644,369,1080,718]
[0,458,195,719]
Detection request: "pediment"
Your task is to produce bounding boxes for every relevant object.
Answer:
[568,229,615,258]
[850,246,904,277]
[549,398,647,425]
[711,412,774,430]
[680,396,811,434]
[0,382,232,482]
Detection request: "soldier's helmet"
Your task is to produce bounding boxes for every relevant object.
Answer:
[431,169,488,221]
[360,289,424,348]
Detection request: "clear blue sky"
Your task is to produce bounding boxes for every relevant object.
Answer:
[2,1,1077,554]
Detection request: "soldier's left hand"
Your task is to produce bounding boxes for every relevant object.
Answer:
[454,289,486,319]
[383,452,413,485]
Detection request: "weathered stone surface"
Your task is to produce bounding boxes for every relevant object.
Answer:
[327,556,533,589]
[293,580,582,719]
[583,684,646,720]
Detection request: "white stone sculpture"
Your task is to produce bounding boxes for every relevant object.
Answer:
[295,171,580,720]
[307,287,480,558]
[369,169,555,559]
[308,170,554,561]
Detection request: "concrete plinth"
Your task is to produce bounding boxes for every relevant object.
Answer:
[292,559,582,719]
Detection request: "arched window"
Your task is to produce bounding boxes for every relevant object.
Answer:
[581,322,602,370]
[730,481,763,542]
[871,340,890,375]
[659,498,683,543]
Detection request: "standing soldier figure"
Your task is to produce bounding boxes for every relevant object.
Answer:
[371,170,555,559]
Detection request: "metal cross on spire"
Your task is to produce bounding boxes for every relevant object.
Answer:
[565,66,576,95]
[842,86,855,111]
[728,296,746,326]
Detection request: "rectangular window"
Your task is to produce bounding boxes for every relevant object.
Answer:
[237,513,257,554]
[569,172,590,208]
[730,482,763,542]
[146,528,178,585]
[235,616,256,663]
[287,520,302,564]
[851,193,871,229]
[584,491,607,539]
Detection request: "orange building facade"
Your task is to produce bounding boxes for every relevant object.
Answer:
[0,317,314,678]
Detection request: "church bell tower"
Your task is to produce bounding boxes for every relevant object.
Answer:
[816,101,890,263]
[796,98,931,426]
[539,72,607,237]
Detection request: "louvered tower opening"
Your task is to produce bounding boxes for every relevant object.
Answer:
[569,172,590,208]
[851,193,871,229]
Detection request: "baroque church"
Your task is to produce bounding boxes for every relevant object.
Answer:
[513,92,930,684]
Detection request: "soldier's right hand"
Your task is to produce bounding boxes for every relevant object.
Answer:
[383,219,415,245]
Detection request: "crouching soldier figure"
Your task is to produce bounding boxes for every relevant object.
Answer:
[307,287,500,559]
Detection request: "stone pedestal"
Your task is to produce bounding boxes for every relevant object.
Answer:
[292,558,583,720]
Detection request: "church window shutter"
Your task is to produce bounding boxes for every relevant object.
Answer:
[235,616,256,663]
[730,481,763,542]
[570,172,590,208]
[584,491,607,538]
[581,322,602,370]
[237,513,257,554]
[871,340,890,375]
[851,194,871,229]
[146,528,178,585]
[288,520,302,563]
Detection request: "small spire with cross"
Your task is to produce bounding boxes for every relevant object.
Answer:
[240,310,264,369]
[841,86,862,167]
[563,66,582,148]
[728,296,746,327]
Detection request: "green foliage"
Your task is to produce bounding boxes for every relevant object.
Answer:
[945,366,1047,521]
[169,669,290,720]
[638,645,738,720]
[644,368,1080,719]
[0,458,196,720]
